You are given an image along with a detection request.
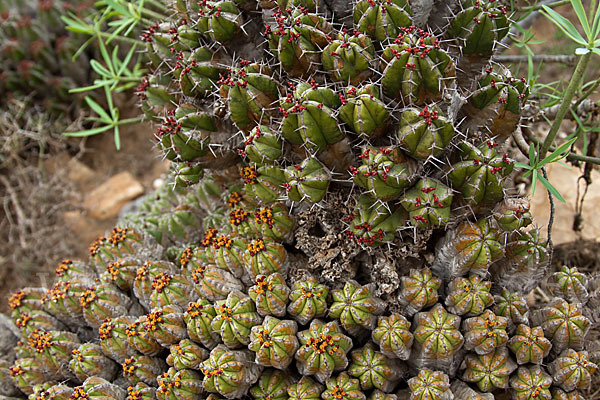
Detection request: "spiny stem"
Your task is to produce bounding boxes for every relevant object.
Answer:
[539,52,592,158]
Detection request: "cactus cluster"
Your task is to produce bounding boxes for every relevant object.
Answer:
[2,0,600,400]
[0,0,92,113]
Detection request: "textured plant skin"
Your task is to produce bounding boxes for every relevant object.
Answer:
[462,309,509,355]
[493,288,529,327]
[127,382,157,400]
[212,290,262,348]
[183,299,220,349]
[284,157,331,203]
[69,343,118,382]
[348,343,399,392]
[448,0,510,56]
[353,0,411,41]
[434,218,503,279]
[248,315,299,370]
[243,237,288,280]
[249,369,292,400]
[461,347,517,392]
[242,125,283,164]
[322,31,375,85]
[9,357,46,395]
[413,304,464,361]
[551,266,588,304]
[397,105,454,160]
[248,273,291,317]
[400,267,441,315]
[371,313,413,360]
[156,367,203,400]
[539,298,590,353]
[287,277,329,324]
[508,324,552,365]
[347,194,405,247]
[445,275,494,316]
[295,319,353,383]
[548,349,598,392]
[381,27,455,104]
[339,84,390,139]
[350,147,411,201]
[166,339,209,370]
[287,376,323,400]
[329,280,382,332]
[407,368,452,400]
[400,178,453,228]
[322,371,366,400]
[122,355,167,386]
[200,345,262,399]
[449,140,514,207]
[509,365,553,400]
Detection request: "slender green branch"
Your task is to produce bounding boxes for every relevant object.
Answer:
[118,117,145,125]
[519,0,570,12]
[522,129,600,165]
[574,79,600,108]
[96,30,144,46]
[539,52,592,158]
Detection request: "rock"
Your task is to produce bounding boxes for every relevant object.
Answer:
[83,172,144,220]
[44,152,97,191]
[530,163,600,244]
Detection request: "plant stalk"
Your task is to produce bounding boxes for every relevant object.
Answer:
[539,52,592,158]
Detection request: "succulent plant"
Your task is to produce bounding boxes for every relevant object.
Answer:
[348,343,400,392]
[212,290,263,348]
[200,345,262,399]
[166,339,209,370]
[551,266,589,304]
[350,147,411,201]
[295,319,353,383]
[156,367,203,400]
[249,369,292,400]
[287,277,330,324]
[397,105,455,160]
[3,2,598,399]
[248,315,299,370]
[548,349,598,392]
[510,366,553,400]
[539,298,591,353]
[329,280,382,332]
[371,313,413,360]
[400,178,453,228]
[399,267,441,315]
[508,324,552,365]
[413,304,464,363]
[248,273,291,317]
[381,26,454,104]
[445,275,494,316]
[287,376,323,400]
[69,343,118,382]
[284,157,331,203]
[461,347,517,392]
[462,309,509,355]
[407,368,452,400]
[339,84,390,139]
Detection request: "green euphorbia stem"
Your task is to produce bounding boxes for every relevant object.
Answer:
[539,52,591,158]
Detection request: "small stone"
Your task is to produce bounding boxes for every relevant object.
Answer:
[83,172,144,219]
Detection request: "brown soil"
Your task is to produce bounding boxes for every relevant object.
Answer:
[0,100,166,313]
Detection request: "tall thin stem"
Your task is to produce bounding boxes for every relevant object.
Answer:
[539,52,592,158]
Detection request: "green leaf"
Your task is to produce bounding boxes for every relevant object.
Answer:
[90,59,112,78]
[575,47,591,55]
[538,174,566,202]
[69,82,108,93]
[63,125,113,137]
[84,96,112,122]
[514,162,532,170]
[542,5,587,45]
[539,136,578,167]
[117,44,138,76]
[104,0,131,16]
[570,0,591,39]
[528,142,536,165]
[531,169,538,195]
[592,47,600,56]
[114,124,121,150]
